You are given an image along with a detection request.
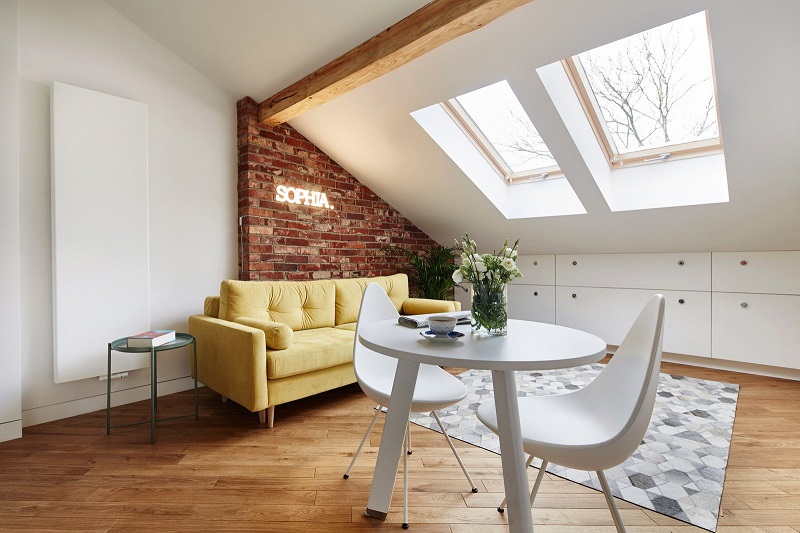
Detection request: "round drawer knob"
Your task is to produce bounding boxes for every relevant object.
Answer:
[572,293,577,298]
[533,291,539,296]
[533,261,538,266]
[741,302,748,308]
[572,261,578,266]
[678,299,685,304]
[678,260,685,266]
[740,260,748,266]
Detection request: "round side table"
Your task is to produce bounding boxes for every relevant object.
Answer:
[106,332,198,444]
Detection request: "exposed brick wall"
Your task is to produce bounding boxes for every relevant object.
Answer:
[237,97,440,285]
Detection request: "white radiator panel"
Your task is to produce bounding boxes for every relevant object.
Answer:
[51,82,150,383]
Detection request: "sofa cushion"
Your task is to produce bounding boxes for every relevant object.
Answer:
[204,296,220,318]
[402,297,461,315]
[334,323,357,332]
[266,327,355,379]
[332,274,408,325]
[234,317,294,350]
[219,279,335,331]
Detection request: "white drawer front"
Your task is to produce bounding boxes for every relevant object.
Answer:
[556,253,711,291]
[508,284,555,324]
[455,285,471,311]
[712,292,800,369]
[556,286,710,357]
[515,255,555,285]
[712,251,800,295]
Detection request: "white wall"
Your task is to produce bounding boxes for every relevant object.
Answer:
[14,0,237,432]
[0,0,23,442]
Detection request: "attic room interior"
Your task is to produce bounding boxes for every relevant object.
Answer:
[2,0,800,531]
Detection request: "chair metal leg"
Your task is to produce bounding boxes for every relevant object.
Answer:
[402,428,409,529]
[344,405,383,479]
[406,420,412,455]
[498,454,536,512]
[431,411,477,493]
[597,470,626,533]
[529,459,548,506]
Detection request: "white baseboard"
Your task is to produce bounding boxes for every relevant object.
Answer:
[0,419,22,443]
[662,352,800,381]
[606,345,800,381]
[21,376,200,428]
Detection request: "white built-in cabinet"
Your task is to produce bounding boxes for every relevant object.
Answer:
[508,255,556,324]
[499,251,800,373]
[711,252,800,370]
[554,253,711,357]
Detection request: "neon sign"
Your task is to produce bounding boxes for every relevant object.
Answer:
[275,185,334,210]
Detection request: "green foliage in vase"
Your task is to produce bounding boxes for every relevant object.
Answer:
[382,244,458,301]
[453,234,523,334]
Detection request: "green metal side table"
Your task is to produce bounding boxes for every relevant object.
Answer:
[106,332,198,444]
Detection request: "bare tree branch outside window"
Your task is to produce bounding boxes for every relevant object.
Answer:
[577,11,718,155]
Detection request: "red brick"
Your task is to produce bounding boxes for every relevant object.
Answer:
[236,96,441,288]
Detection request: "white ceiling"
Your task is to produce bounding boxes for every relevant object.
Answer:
[104,0,429,102]
[107,0,800,254]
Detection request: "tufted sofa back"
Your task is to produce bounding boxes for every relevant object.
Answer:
[215,274,410,331]
[219,279,336,331]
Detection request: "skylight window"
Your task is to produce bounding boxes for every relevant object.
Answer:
[442,80,561,184]
[564,11,721,166]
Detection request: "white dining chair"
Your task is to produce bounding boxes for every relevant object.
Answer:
[477,294,665,533]
[344,283,478,529]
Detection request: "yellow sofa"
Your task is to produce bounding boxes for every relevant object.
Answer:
[188,273,460,427]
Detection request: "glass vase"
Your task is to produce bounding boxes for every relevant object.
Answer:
[470,283,508,336]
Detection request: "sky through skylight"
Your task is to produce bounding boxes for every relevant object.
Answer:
[576,11,718,155]
[455,80,557,174]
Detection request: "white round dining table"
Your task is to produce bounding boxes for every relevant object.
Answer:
[359,318,607,533]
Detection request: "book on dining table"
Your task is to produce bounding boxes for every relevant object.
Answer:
[398,310,472,329]
[126,330,176,348]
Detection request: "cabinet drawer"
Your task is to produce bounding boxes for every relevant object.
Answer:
[556,253,710,291]
[508,284,555,324]
[455,285,471,312]
[712,251,800,295]
[515,255,555,285]
[556,286,710,357]
[712,292,800,369]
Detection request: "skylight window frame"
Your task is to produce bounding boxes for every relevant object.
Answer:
[562,11,724,168]
[441,99,563,185]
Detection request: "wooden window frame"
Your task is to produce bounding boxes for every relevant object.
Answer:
[441,99,563,185]
[561,12,723,169]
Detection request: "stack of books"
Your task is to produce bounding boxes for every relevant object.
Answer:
[126,330,176,348]
[398,311,471,329]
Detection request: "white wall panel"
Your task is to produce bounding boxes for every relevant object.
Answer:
[712,251,800,295]
[0,0,22,441]
[712,292,800,369]
[508,284,555,324]
[556,286,710,357]
[556,253,711,291]
[51,82,150,382]
[515,255,555,285]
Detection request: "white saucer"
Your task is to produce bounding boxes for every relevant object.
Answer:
[419,330,465,341]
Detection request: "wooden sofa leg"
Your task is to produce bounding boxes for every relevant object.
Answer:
[258,407,275,428]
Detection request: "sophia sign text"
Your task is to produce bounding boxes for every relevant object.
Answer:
[275,185,334,210]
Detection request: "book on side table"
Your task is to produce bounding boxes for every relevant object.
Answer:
[398,311,471,329]
[126,330,176,348]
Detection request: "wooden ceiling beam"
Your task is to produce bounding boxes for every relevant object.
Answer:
[257,0,534,126]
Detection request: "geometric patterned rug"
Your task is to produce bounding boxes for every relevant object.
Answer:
[408,364,739,532]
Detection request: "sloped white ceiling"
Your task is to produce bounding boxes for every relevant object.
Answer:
[289,0,800,254]
[109,0,800,254]
[104,0,429,101]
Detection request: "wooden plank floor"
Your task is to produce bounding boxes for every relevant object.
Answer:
[1,360,799,532]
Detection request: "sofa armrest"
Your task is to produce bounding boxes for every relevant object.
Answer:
[401,298,462,315]
[234,317,293,350]
[188,314,268,413]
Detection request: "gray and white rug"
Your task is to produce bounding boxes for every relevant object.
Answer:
[409,364,738,532]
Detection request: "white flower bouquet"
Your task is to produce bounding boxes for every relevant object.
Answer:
[453,234,522,335]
